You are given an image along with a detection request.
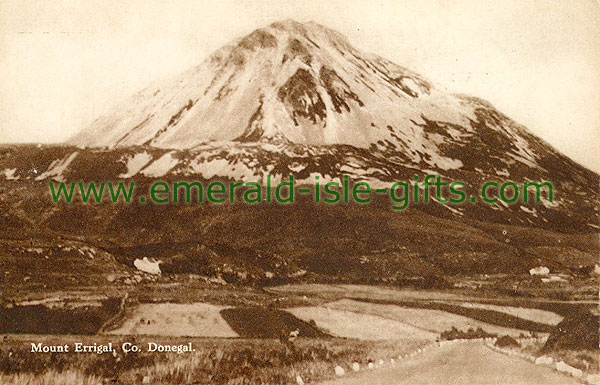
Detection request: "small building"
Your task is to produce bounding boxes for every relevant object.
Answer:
[134,257,161,275]
[529,266,550,276]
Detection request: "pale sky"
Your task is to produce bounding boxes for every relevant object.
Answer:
[1,0,599,172]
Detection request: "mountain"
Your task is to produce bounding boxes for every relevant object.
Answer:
[0,20,598,284]
[7,20,599,227]
[69,20,576,178]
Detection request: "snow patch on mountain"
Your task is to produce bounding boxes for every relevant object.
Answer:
[35,152,78,182]
[119,152,153,178]
[140,152,179,177]
[187,157,258,180]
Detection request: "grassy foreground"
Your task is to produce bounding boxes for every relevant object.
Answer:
[0,335,427,384]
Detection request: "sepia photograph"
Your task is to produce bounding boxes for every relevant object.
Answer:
[0,0,599,384]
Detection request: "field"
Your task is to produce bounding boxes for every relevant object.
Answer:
[456,302,563,325]
[313,299,531,336]
[287,306,437,340]
[107,303,238,337]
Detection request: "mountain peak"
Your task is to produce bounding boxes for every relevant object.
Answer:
[269,18,309,30]
[268,19,330,34]
[225,19,349,55]
[70,20,439,150]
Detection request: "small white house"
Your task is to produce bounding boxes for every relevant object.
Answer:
[134,257,161,275]
[529,266,549,276]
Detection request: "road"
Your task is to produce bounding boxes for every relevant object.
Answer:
[319,341,581,385]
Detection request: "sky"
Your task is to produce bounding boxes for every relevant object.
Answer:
[1,0,599,172]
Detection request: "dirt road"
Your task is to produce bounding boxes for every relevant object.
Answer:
[320,341,581,384]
